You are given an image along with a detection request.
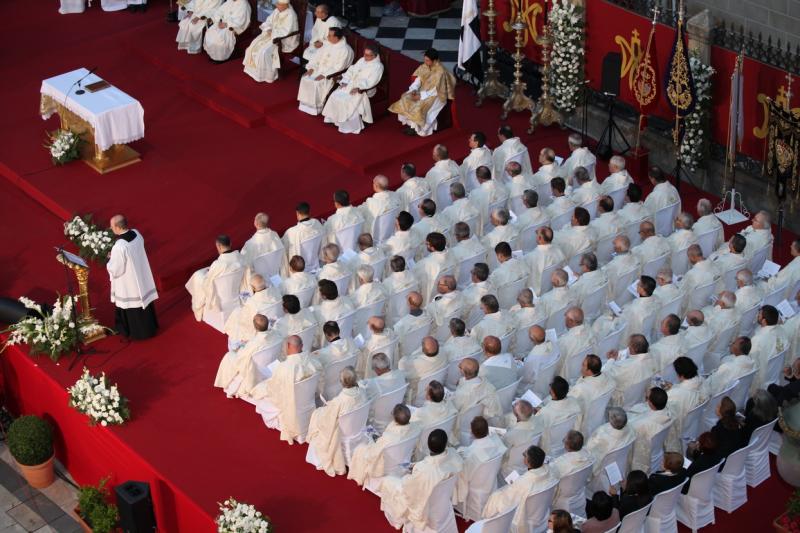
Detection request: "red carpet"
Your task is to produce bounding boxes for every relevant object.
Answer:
[0,1,795,532]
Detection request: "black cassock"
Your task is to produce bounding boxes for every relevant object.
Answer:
[114,230,158,340]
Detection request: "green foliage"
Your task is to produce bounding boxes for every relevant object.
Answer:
[7,416,53,466]
[78,478,119,533]
[787,489,800,518]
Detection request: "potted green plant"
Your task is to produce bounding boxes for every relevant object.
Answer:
[6,415,54,488]
[75,478,119,533]
[775,489,800,532]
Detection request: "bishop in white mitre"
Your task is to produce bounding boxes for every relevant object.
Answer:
[492,126,533,179]
[243,0,298,82]
[302,4,341,61]
[203,0,251,62]
[240,212,287,278]
[107,215,159,339]
[224,274,282,347]
[176,0,222,54]
[460,132,493,190]
[185,235,244,321]
[281,203,325,267]
[297,27,353,116]
[322,44,384,134]
[214,314,283,397]
[306,366,369,476]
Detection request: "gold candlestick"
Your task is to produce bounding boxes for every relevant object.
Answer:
[501,13,534,120]
[529,19,562,133]
[56,253,106,344]
[475,0,508,105]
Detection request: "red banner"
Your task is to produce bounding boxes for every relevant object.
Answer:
[480,0,546,63]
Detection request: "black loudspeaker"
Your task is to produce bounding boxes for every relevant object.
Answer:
[115,481,156,532]
[601,52,622,96]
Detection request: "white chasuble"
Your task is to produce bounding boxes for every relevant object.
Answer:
[297,40,354,115]
[322,57,384,133]
[243,6,299,83]
[185,251,244,321]
[203,0,251,62]
[303,15,342,60]
[176,0,222,54]
[307,386,369,476]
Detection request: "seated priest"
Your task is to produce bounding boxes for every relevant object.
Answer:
[243,0,299,83]
[203,0,252,63]
[223,274,282,349]
[176,0,222,55]
[389,48,456,137]
[303,3,341,62]
[214,314,283,398]
[322,43,385,134]
[297,27,354,116]
[185,235,245,321]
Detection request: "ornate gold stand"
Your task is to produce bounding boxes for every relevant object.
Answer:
[40,95,141,174]
[501,14,534,121]
[475,0,508,106]
[56,253,106,344]
[529,20,562,134]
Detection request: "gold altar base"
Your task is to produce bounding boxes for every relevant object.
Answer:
[56,252,107,344]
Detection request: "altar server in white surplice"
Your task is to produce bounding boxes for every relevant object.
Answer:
[568,355,616,435]
[704,336,756,397]
[471,166,510,233]
[628,387,672,473]
[215,314,284,397]
[348,404,421,485]
[251,336,322,442]
[282,202,325,265]
[570,166,602,206]
[185,235,244,321]
[560,133,597,182]
[601,155,633,194]
[240,212,287,278]
[297,27,353,116]
[399,336,447,402]
[307,366,369,476]
[425,144,461,203]
[412,232,455,304]
[302,4,340,61]
[176,0,222,54]
[243,0,298,82]
[694,198,725,249]
[322,44,384,133]
[643,166,680,214]
[439,183,480,233]
[203,0,251,62]
[323,190,365,247]
[492,125,533,180]
[556,308,595,376]
[482,445,557,533]
[224,275,282,346]
[460,131,493,187]
[553,206,597,261]
[452,358,504,433]
[499,400,541,477]
[453,416,507,520]
[380,429,463,531]
[664,357,708,452]
[585,407,636,477]
[524,226,566,294]
[649,314,686,373]
[531,147,558,187]
[107,215,159,340]
[603,334,656,407]
[619,275,661,343]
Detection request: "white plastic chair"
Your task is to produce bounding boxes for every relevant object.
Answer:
[614,267,641,306]
[517,221,548,253]
[203,268,246,332]
[531,357,560,399]
[535,181,553,207]
[521,479,560,533]
[319,355,358,403]
[290,284,316,308]
[654,202,680,237]
[435,179,458,210]
[705,323,739,372]
[484,198,508,235]
[622,378,650,411]
[564,345,595,385]
[647,422,673,475]
[684,339,712,374]
[509,195,526,216]
[713,443,752,513]
[701,383,736,433]
[364,435,419,494]
[403,475,458,533]
[464,504,516,533]
[502,433,542,479]
[687,280,716,311]
[695,228,721,260]
[457,250,487,288]
[496,379,522,414]
[763,350,787,389]
[625,219,644,248]
[763,282,789,307]
[299,234,324,272]
[370,384,408,434]
[456,454,504,522]
[413,367,448,408]
[286,373,321,443]
[539,262,564,295]
[335,222,364,252]
[582,282,609,321]
[353,299,387,337]
[512,318,545,359]
[338,400,372,466]
[677,461,720,532]
[720,266,740,293]
[498,330,516,355]
[417,413,458,458]
[497,277,528,309]
[295,324,317,353]
[591,441,633,493]
[746,418,778,487]
[332,309,357,339]
[544,413,578,457]
[433,311,462,343]
[728,371,756,412]
[568,247,594,274]
[654,295,683,340]
[595,234,617,265]
[545,304,569,336]
[582,198,601,220]
[408,194,428,223]
[252,249,284,280]
[645,478,687,533]
[736,303,760,338]
[372,208,400,245]
[251,342,284,379]
[398,321,433,360]
[457,403,485,446]
[327,273,353,298]
[618,502,652,533]
[595,323,627,363]
[607,187,627,211]
[642,252,670,279]
[670,246,691,277]
[386,286,415,326]
[553,462,594,518]
[550,210,573,231]
[680,400,709,453]
[582,389,613,438]
[749,244,770,275]
[444,348,483,390]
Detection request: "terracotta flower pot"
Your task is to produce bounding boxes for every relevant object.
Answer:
[16,455,55,489]
[73,507,93,533]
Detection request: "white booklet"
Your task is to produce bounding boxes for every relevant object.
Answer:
[563,265,578,286]
[605,462,623,487]
[545,328,558,343]
[520,389,543,408]
[504,470,521,485]
[608,301,623,316]
[777,299,797,320]
[627,281,640,298]
[758,260,781,279]
[269,274,283,289]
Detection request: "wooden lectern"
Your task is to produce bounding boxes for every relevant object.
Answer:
[56,250,106,344]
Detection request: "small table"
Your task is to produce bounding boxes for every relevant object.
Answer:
[40,68,145,174]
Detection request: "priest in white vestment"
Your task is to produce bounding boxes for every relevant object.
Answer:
[680,244,720,311]
[487,242,527,291]
[399,336,447,402]
[107,215,159,339]
[396,163,431,213]
[453,416,508,521]
[545,178,576,225]
[682,311,714,354]
[425,144,461,206]
[382,212,419,262]
[568,354,616,436]
[667,212,698,255]
[513,189,550,232]
[628,386,672,473]
[482,209,519,252]
[203,0,251,62]
[224,274,282,347]
[357,175,401,240]
[185,235,244,321]
[553,207,597,261]
[737,210,774,260]
[322,46,385,132]
[393,291,434,358]
[380,429,463,530]
[536,269,576,321]
[441,318,483,387]
[426,275,465,329]
[176,0,222,54]
[323,190,365,248]
[350,265,388,331]
[411,233,455,304]
[281,202,325,267]
[252,336,322,443]
[312,321,359,370]
[478,336,519,391]
[550,430,595,493]
[767,239,800,296]
[531,147,558,187]
[297,27,354,116]
[560,133,597,181]
[313,279,356,343]
[314,243,352,297]
[272,294,319,339]
[603,334,656,407]
[471,166,510,233]
[358,317,401,375]
[585,407,636,480]
[381,255,420,325]
[664,357,708,452]
[617,184,652,226]
[601,155,633,195]
[734,269,764,315]
[492,125,533,179]
[519,326,559,394]
[654,267,682,304]
[360,352,406,402]
[601,235,641,299]
[470,295,516,344]
[649,314,686,373]
[302,4,340,61]
[243,0,298,82]
[702,291,740,341]
[693,198,725,249]
[280,256,317,303]
[499,400,541,477]
[410,201,448,252]
[530,377,583,453]
[411,381,459,454]
[240,212,287,278]
[439,183,480,234]
[704,336,756,396]
[461,263,494,319]
[460,132,493,189]
[632,221,671,266]
[452,358,504,432]
[589,195,623,242]
[482,446,557,533]
[570,252,608,309]
[710,234,749,283]
[556,307,596,377]
[619,275,661,343]
[524,226,566,294]
[348,404,421,485]
[505,161,535,210]
[570,166,603,206]
[750,306,790,391]
[643,166,681,214]
[306,366,369,476]
[215,314,284,397]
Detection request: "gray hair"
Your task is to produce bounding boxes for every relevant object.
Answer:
[697,198,713,216]
[374,174,389,190]
[250,274,267,291]
[517,288,534,306]
[677,212,695,229]
[608,407,628,430]
[340,366,358,388]
[552,269,569,287]
[450,182,466,199]
[254,212,269,229]
[453,221,470,240]
[719,291,737,308]
[371,352,391,372]
[736,269,753,286]
[322,243,341,262]
[357,264,375,283]
[493,208,510,225]
[615,235,631,253]
[609,155,626,169]
[568,133,583,147]
[749,389,778,422]
[656,267,673,284]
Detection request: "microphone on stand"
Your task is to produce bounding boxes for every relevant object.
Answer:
[73,66,99,96]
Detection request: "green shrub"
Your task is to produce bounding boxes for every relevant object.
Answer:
[7,416,53,466]
[78,478,119,533]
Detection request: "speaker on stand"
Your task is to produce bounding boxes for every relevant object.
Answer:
[595,52,631,160]
[115,481,157,532]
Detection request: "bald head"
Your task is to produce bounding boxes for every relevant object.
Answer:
[551,269,569,288]
[614,235,631,253]
[517,288,534,307]
[460,357,479,379]
[565,307,584,328]
[373,174,389,191]
[368,316,386,333]
[686,310,705,326]
[407,291,423,310]
[253,313,269,332]
[483,336,502,356]
[529,325,546,344]
[110,214,128,234]
[250,274,267,292]
[639,220,655,238]
[697,198,713,217]
[286,335,303,354]
[421,336,439,357]
[687,244,703,263]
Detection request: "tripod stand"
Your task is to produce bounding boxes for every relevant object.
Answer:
[595,93,630,160]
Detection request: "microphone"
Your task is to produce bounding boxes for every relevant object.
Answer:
[63,67,98,107]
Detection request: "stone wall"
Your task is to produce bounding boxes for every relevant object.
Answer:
[689,0,800,49]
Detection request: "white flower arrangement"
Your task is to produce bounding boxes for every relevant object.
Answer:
[216,499,272,533]
[3,296,82,361]
[64,214,115,264]
[67,368,131,427]
[44,130,83,165]
[680,55,715,173]
[548,0,585,115]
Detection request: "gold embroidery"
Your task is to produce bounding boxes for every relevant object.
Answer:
[502,0,543,47]
[615,29,642,91]
[754,86,800,139]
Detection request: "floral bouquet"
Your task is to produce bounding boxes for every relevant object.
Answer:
[67,368,131,427]
[44,130,83,165]
[216,499,273,533]
[3,296,83,361]
[549,0,585,115]
[64,214,115,264]
[679,54,715,173]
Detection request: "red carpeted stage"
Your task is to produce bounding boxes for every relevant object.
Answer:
[0,1,794,532]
